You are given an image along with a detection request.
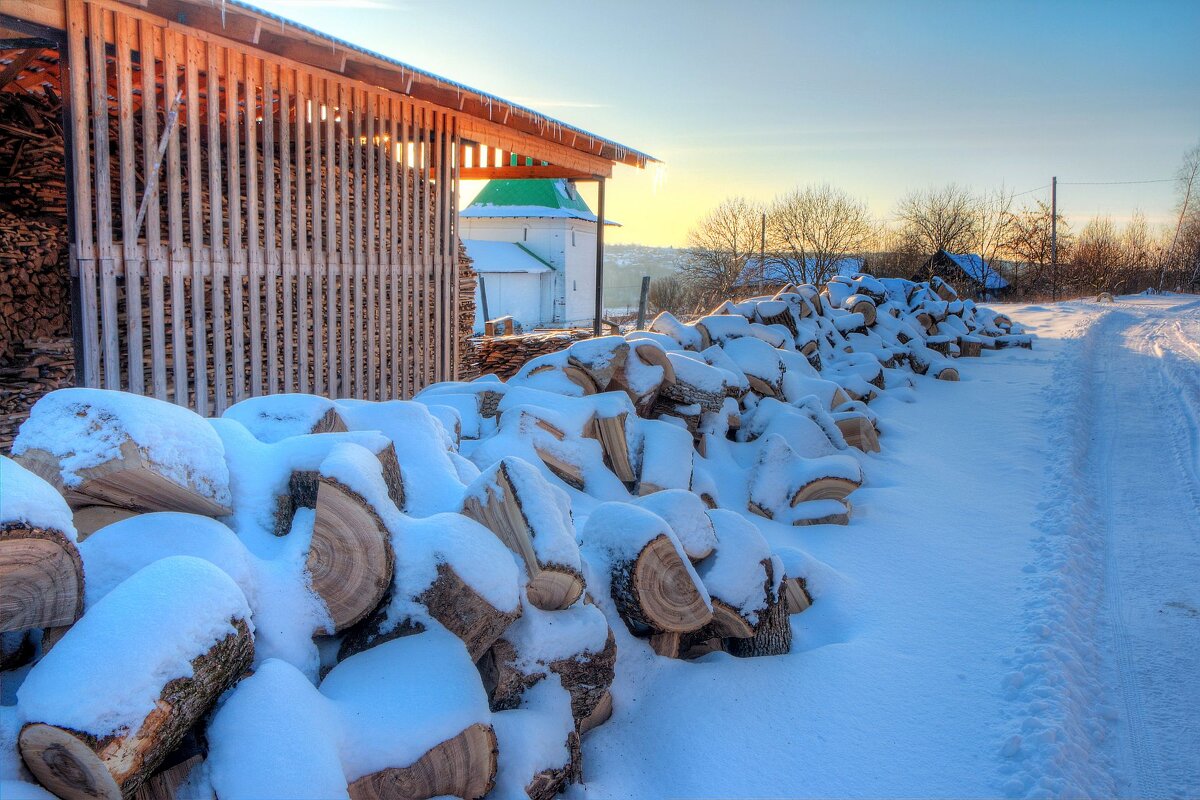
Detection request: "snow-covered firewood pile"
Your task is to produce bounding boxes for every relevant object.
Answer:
[0,274,1029,800]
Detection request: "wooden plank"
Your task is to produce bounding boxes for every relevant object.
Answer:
[66,1,99,388]
[263,59,279,395]
[163,25,188,405]
[389,102,400,400]
[206,40,227,413]
[295,68,310,394]
[400,100,411,399]
[433,109,445,384]
[226,47,245,404]
[310,72,324,395]
[185,34,208,415]
[365,91,376,401]
[450,114,460,380]
[89,5,119,391]
[457,165,593,180]
[139,17,167,401]
[338,81,351,398]
[352,86,363,399]
[245,55,263,397]
[279,67,294,393]
[325,77,338,398]
[115,12,143,395]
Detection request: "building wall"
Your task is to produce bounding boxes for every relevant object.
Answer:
[460,216,599,328]
[474,272,547,332]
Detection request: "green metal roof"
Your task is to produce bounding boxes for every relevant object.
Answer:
[465,179,595,217]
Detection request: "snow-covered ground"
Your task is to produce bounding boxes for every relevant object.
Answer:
[574,294,1200,799]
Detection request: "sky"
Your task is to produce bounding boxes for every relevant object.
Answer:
[248,0,1200,247]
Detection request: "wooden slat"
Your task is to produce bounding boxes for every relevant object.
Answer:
[226,47,245,403]
[389,102,400,399]
[279,67,294,393]
[352,86,364,399]
[311,72,325,395]
[245,55,263,397]
[263,59,279,395]
[206,40,227,413]
[325,76,338,398]
[89,5,119,390]
[365,91,376,401]
[67,1,99,388]
[163,25,188,404]
[115,12,143,394]
[296,68,310,394]
[185,34,207,415]
[139,16,167,400]
[450,113,460,380]
[400,100,411,398]
[338,81,351,398]
[432,109,444,384]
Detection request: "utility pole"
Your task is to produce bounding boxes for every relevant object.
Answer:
[1051,176,1058,301]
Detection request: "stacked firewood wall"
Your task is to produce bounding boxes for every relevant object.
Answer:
[0,89,73,450]
[457,242,481,381]
[469,330,594,379]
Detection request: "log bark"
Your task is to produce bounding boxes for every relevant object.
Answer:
[609,534,712,635]
[461,460,585,611]
[19,619,252,800]
[0,523,83,634]
[307,478,395,634]
[524,730,582,800]
[272,442,404,537]
[725,559,791,658]
[346,723,498,800]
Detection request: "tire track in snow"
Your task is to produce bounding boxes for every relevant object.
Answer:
[999,306,1120,799]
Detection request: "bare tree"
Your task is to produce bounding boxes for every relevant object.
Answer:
[1070,216,1124,294]
[765,184,872,285]
[647,274,696,316]
[1004,199,1071,296]
[1163,141,1200,289]
[680,196,764,305]
[895,184,978,271]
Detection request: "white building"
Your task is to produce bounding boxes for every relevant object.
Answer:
[462,179,614,332]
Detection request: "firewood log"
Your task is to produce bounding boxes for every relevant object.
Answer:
[307,476,395,634]
[724,557,790,658]
[958,336,983,358]
[273,438,404,538]
[71,505,140,540]
[747,434,862,521]
[322,629,498,800]
[566,336,630,390]
[489,679,583,800]
[593,411,636,483]
[581,503,712,636]
[339,512,522,662]
[632,489,717,562]
[635,420,695,497]
[783,575,814,614]
[658,353,733,413]
[608,341,676,417]
[834,412,881,453]
[18,558,253,800]
[462,458,585,611]
[222,394,347,443]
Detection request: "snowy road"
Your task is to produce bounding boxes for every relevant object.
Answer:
[573,295,1200,799]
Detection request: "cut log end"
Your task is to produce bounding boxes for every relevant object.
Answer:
[347,723,498,800]
[935,367,960,381]
[19,723,123,800]
[614,534,712,634]
[307,479,394,634]
[791,476,860,505]
[527,569,585,612]
[0,524,84,634]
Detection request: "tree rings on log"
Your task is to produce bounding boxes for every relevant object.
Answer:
[610,534,712,634]
[0,524,83,634]
[346,723,498,800]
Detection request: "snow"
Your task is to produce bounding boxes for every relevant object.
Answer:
[635,420,695,494]
[503,594,610,668]
[17,556,250,736]
[78,512,255,609]
[491,678,576,797]
[207,659,347,800]
[13,388,230,506]
[0,456,76,538]
[0,781,57,800]
[632,490,717,561]
[222,394,339,443]
[462,239,553,273]
[319,626,491,781]
[695,509,771,623]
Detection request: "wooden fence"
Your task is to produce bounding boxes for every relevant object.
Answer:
[65,0,461,415]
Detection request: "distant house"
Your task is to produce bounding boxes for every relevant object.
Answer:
[736,256,868,290]
[916,250,1010,298]
[462,179,618,332]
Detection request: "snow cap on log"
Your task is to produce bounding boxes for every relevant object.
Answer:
[747,434,862,520]
[490,678,579,800]
[320,626,494,788]
[636,419,695,497]
[222,393,346,443]
[207,658,348,800]
[649,311,704,351]
[14,388,231,514]
[0,456,76,540]
[633,490,717,562]
[697,509,772,626]
[78,512,255,610]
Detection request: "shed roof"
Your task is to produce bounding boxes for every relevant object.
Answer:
[737,256,866,286]
[942,252,1009,289]
[463,240,554,274]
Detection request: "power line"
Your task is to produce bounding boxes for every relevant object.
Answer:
[1058,178,1175,186]
[1013,183,1050,197]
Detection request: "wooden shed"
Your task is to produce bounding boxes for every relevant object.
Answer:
[0,0,654,441]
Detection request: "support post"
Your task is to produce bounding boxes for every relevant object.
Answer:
[477,273,490,325]
[593,177,606,336]
[1051,176,1057,301]
[636,275,651,330]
